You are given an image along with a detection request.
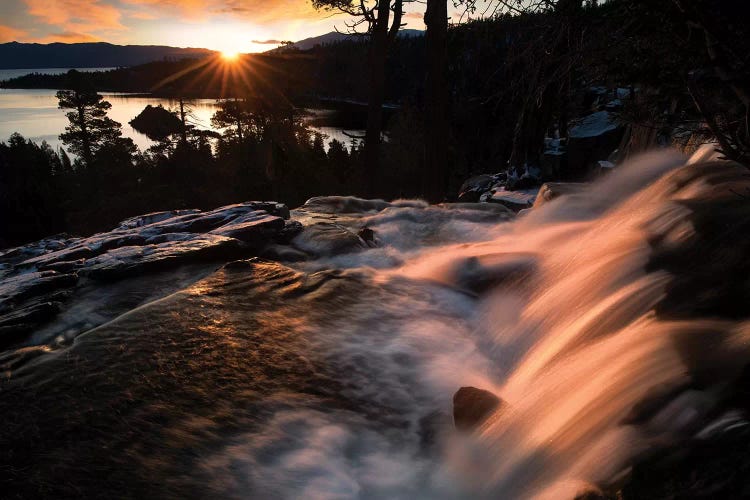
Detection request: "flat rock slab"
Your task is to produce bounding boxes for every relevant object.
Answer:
[0,201,294,350]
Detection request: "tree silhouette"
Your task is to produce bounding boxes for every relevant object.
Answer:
[311,0,407,197]
[423,0,448,202]
[56,71,133,167]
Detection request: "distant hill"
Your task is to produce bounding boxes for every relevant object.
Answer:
[279,29,424,52]
[0,42,215,69]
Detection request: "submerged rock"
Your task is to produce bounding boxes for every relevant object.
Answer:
[453,386,504,430]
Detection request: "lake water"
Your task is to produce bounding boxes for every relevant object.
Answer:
[0,70,365,154]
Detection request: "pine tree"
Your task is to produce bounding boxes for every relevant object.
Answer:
[56,72,132,167]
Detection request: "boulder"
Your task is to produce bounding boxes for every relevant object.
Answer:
[453,386,504,431]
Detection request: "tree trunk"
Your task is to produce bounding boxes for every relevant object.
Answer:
[364,0,391,198]
[179,98,188,145]
[423,0,449,202]
[77,102,92,167]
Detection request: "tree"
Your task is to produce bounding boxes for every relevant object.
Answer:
[672,0,750,165]
[311,0,406,197]
[56,72,132,168]
[474,0,583,172]
[211,98,253,143]
[423,0,449,202]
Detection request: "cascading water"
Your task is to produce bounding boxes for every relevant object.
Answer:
[2,149,750,499]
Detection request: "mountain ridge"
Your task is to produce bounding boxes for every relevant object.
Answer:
[0,42,215,69]
[278,29,424,52]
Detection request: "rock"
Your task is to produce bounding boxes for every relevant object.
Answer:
[0,201,298,346]
[533,182,588,209]
[485,187,539,211]
[357,227,376,247]
[567,111,624,180]
[259,244,309,262]
[453,386,504,431]
[275,220,304,244]
[80,235,248,280]
[0,271,78,309]
[116,209,201,230]
[292,222,367,256]
[458,174,502,202]
[0,296,67,348]
[454,253,536,293]
[299,196,391,214]
[208,212,285,242]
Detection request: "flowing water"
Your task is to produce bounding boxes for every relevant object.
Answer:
[2,150,750,498]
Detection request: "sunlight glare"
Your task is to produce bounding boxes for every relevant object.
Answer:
[221,51,239,61]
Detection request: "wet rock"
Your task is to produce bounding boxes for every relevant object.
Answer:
[484,187,539,211]
[458,174,502,202]
[567,111,624,179]
[117,209,202,230]
[455,253,536,293]
[0,201,297,346]
[453,386,504,431]
[357,227,376,247]
[275,220,304,244]
[533,182,588,209]
[0,271,78,308]
[80,235,247,280]
[621,423,750,499]
[0,297,66,348]
[292,222,367,256]
[259,244,309,262]
[209,212,285,243]
[300,196,391,214]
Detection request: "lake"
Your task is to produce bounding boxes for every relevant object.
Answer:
[0,68,365,154]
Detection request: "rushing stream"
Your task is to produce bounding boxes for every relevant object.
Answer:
[2,149,750,498]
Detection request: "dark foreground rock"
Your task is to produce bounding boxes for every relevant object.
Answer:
[453,386,504,430]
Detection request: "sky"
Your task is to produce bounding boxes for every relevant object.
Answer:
[0,0,434,53]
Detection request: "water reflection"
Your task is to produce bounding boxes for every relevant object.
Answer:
[0,89,365,153]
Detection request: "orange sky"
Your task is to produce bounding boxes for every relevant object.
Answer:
[0,0,440,53]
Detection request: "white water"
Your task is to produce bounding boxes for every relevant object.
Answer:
[286,149,750,498]
[413,151,750,498]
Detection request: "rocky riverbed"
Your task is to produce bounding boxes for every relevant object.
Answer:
[2,151,750,499]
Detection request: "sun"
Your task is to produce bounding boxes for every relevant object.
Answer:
[221,51,239,61]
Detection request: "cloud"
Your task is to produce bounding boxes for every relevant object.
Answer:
[251,39,282,44]
[403,12,423,20]
[36,31,101,43]
[24,0,125,32]
[128,11,158,20]
[0,24,28,42]
[120,0,323,24]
